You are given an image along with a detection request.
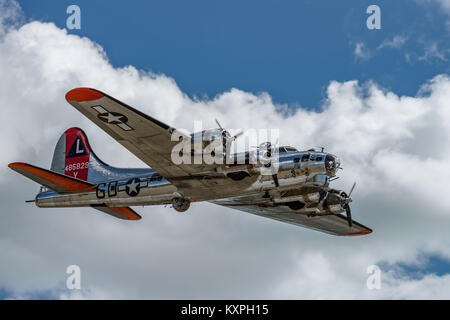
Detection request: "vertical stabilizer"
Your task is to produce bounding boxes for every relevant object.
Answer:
[50,127,153,183]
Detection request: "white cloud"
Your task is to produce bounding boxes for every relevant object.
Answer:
[432,0,450,14]
[1,0,450,299]
[353,42,372,61]
[415,0,450,15]
[416,0,450,31]
[377,35,408,50]
[354,35,407,61]
[0,0,22,36]
[419,42,448,62]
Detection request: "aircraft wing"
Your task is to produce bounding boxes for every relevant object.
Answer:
[65,88,257,200]
[213,202,372,236]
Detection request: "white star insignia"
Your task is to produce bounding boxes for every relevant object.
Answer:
[127,179,140,194]
[101,113,123,124]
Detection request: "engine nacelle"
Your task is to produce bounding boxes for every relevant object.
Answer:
[190,129,223,147]
[273,192,322,206]
[172,197,190,212]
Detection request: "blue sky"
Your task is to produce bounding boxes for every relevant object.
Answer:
[19,0,449,108]
[1,0,450,299]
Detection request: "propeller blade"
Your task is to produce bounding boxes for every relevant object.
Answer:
[270,158,280,188]
[272,174,280,188]
[348,182,356,198]
[215,118,223,130]
[345,204,352,227]
[232,130,244,140]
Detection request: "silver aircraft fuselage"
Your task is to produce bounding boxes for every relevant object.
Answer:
[35,149,347,217]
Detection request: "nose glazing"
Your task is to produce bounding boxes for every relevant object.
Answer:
[325,154,338,176]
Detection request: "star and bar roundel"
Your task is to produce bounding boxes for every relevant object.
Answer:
[94,176,164,199]
[125,178,141,197]
[92,105,134,131]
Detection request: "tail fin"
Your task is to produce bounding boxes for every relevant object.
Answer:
[50,127,107,182]
[51,127,91,180]
[50,127,152,183]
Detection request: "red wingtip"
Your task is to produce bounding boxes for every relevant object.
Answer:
[342,229,373,236]
[65,88,104,103]
[8,162,26,169]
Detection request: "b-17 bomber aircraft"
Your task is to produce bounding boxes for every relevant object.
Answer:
[8,88,372,236]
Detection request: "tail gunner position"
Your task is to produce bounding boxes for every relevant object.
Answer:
[9,88,372,236]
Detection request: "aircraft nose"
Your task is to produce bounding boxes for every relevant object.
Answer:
[325,154,339,176]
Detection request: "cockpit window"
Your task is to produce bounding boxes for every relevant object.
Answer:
[309,154,323,161]
[278,147,297,153]
[325,154,337,174]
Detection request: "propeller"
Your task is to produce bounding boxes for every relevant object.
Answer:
[270,140,280,188]
[344,203,352,228]
[215,119,244,163]
[272,172,280,188]
[215,119,244,141]
[255,139,281,188]
[343,182,356,227]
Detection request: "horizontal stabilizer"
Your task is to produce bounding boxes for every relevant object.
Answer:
[8,162,95,194]
[91,205,141,220]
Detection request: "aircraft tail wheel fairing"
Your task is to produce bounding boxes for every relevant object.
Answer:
[172,197,191,212]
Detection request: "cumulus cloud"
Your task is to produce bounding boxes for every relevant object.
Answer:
[0,0,22,36]
[1,0,450,299]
